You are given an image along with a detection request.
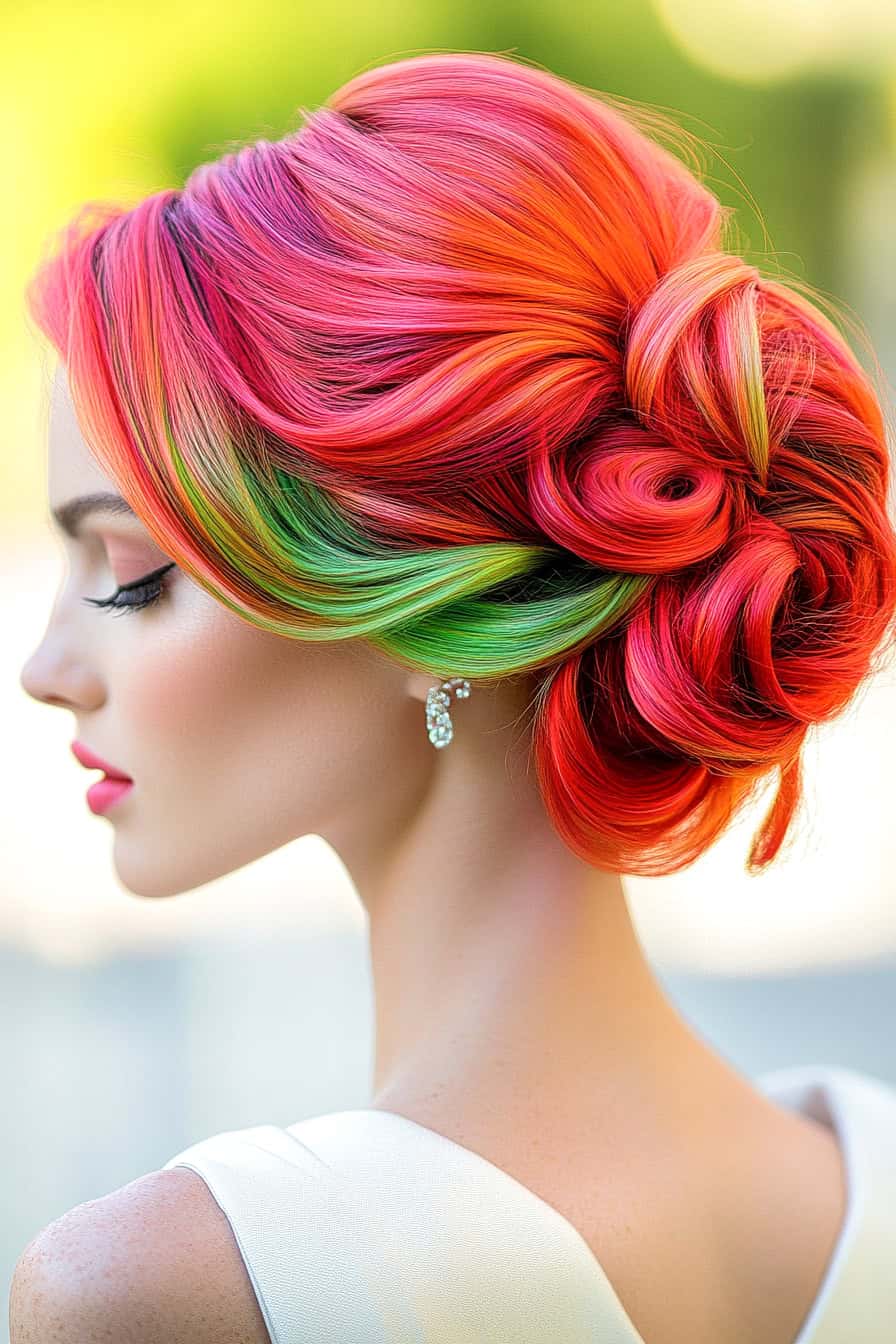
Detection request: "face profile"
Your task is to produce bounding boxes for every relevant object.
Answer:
[18,365,446,901]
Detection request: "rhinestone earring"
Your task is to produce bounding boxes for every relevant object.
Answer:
[425,677,471,749]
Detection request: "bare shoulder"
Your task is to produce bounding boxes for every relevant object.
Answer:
[9,1167,271,1344]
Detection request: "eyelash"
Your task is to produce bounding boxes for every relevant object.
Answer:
[82,562,178,617]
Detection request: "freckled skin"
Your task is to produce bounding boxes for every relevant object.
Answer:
[9,1169,273,1343]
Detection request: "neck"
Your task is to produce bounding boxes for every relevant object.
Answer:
[333,697,746,1135]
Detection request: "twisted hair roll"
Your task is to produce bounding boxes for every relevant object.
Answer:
[25,51,896,875]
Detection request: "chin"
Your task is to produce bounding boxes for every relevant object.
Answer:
[108,842,226,901]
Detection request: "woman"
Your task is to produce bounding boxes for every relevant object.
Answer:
[12,50,896,1344]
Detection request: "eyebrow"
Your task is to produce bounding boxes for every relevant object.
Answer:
[50,492,137,539]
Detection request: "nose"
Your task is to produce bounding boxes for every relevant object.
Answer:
[19,631,104,712]
[20,645,65,708]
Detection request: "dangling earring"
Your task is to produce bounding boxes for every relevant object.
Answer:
[425,677,471,749]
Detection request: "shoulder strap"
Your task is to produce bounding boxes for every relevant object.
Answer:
[285,1109,645,1342]
[163,1124,405,1342]
[164,1112,645,1343]
[756,1064,896,1342]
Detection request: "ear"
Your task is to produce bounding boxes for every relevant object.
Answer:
[405,669,442,706]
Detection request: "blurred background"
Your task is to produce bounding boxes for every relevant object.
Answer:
[4,2,896,1330]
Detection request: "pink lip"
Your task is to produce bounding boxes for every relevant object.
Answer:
[71,740,133,781]
[85,777,134,815]
[71,740,134,815]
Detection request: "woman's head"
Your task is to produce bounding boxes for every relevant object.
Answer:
[23,362,501,899]
[20,51,896,883]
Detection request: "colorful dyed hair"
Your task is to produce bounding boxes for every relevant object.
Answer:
[25,51,896,876]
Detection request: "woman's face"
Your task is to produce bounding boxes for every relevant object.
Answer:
[19,366,435,899]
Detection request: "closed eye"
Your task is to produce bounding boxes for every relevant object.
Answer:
[82,562,178,617]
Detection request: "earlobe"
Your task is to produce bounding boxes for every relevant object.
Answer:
[405,669,439,705]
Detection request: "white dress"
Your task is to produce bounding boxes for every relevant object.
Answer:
[161,1063,896,1342]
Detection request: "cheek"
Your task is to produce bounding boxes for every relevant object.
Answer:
[122,605,238,750]
[123,593,407,806]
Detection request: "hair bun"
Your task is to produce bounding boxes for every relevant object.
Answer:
[532,255,896,877]
[528,419,740,573]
